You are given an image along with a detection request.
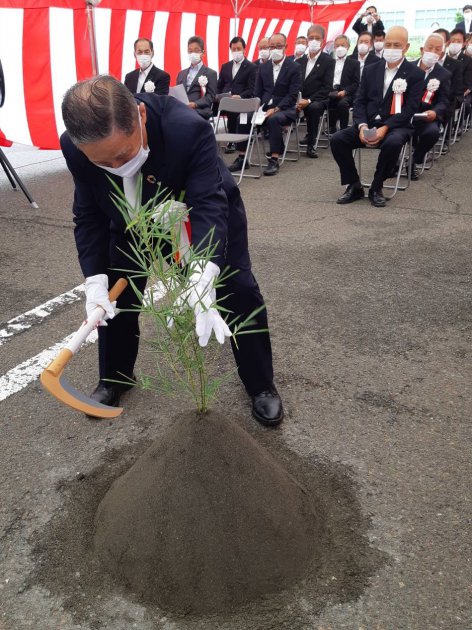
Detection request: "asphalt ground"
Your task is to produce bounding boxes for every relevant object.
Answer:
[0,129,471,630]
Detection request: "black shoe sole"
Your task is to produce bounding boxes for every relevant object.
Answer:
[251,407,284,427]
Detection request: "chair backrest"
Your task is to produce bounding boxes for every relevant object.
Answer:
[218,96,260,115]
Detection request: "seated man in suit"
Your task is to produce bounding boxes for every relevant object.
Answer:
[287,36,308,62]
[411,33,452,179]
[331,26,424,207]
[348,32,381,78]
[296,24,335,158]
[60,75,284,426]
[176,36,217,120]
[328,34,360,135]
[434,29,464,107]
[217,36,257,154]
[124,38,170,95]
[254,32,302,176]
[255,38,270,65]
[352,6,385,37]
[374,31,386,58]
[455,4,472,34]
[448,28,472,95]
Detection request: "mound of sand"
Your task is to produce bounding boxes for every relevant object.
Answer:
[93,411,321,614]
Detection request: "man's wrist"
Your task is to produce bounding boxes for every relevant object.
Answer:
[358,123,368,130]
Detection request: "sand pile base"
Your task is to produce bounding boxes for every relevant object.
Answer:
[93,411,321,614]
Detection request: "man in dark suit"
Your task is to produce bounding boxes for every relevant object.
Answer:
[331,26,424,207]
[455,4,472,34]
[434,29,464,106]
[254,32,302,175]
[255,38,270,66]
[296,24,335,158]
[411,34,452,179]
[176,36,217,120]
[448,28,472,93]
[348,32,381,77]
[216,36,257,154]
[124,38,170,95]
[287,36,308,62]
[373,31,386,58]
[352,5,385,37]
[60,75,284,426]
[328,34,360,134]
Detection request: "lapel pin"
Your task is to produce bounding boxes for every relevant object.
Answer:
[147,175,157,184]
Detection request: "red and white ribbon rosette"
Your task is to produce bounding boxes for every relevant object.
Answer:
[390,78,407,114]
[198,75,208,97]
[422,78,440,104]
[152,200,191,265]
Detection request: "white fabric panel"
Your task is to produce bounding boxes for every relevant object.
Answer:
[241,18,253,47]
[94,8,112,75]
[0,9,32,145]
[206,15,220,73]
[279,19,294,36]
[121,9,142,81]
[247,18,266,61]
[264,18,279,39]
[49,8,76,138]
[327,20,346,42]
[298,21,311,37]
[152,11,169,70]
[180,13,197,70]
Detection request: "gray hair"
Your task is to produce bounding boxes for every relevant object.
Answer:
[62,75,138,145]
[335,34,350,47]
[307,24,325,39]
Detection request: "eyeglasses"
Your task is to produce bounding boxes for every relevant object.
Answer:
[268,45,285,50]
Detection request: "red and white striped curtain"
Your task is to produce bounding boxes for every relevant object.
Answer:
[0,0,362,149]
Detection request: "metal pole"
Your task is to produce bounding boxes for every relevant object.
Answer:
[86,2,99,76]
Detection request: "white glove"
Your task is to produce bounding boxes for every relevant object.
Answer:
[152,200,188,229]
[84,274,117,327]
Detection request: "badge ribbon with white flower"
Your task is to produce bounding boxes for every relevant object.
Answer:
[422,78,440,104]
[152,199,191,265]
[390,78,407,115]
[198,75,208,97]
[144,80,155,93]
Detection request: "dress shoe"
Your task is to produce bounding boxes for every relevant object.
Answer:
[224,142,236,154]
[263,157,279,176]
[88,383,123,414]
[306,145,318,158]
[336,182,364,204]
[252,387,284,427]
[299,134,309,146]
[228,155,248,172]
[368,189,387,207]
[410,164,420,181]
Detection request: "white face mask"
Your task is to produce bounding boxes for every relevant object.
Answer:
[448,42,463,56]
[295,44,307,56]
[232,51,244,63]
[422,51,440,68]
[383,48,403,64]
[259,49,270,60]
[467,44,472,55]
[270,48,284,62]
[98,111,150,179]
[358,43,370,55]
[136,54,152,70]
[464,10,472,18]
[188,52,202,65]
[374,41,384,51]
[335,46,348,59]
[308,39,322,53]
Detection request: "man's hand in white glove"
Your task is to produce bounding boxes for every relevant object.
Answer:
[84,274,117,326]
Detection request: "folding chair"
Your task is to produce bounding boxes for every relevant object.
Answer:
[451,101,466,144]
[314,109,331,150]
[279,119,300,164]
[214,97,262,185]
[355,136,413,199]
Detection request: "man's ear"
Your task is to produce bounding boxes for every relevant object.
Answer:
[404,42,410,53]
[138,102,147,126]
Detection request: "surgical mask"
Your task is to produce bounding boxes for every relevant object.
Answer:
[374,41,384,51]
[188,52,202,65]
[335,46,348,58]
[422,51,440,68]
[98,111,149,179]
[383,48,403,63]
[464,10,472,18]
[231,51,244,63]
[308,39,322,53]
[295,43,307,56]
[270,48,284,62]
[358,43,369,55]
[259,48,270,60]
[448,42,463,56]
[467,44,472,55]
[136,54,152,70]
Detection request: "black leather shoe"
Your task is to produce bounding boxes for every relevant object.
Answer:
[263,158,279,176]
[224,142,236,154]
[89,383,123,410]
[299,134,309,146]
[336,183,364,204]
[228,155,247,172]
[368,189,387,207]
[410,164,419,181]
[306,145,318,158]
[252,387,284,427]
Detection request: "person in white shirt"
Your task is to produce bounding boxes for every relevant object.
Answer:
[348,32,381,78]
[374,31,386,58]
[256,38,270,65]
[289,36,308,61]
[124,38,170,95]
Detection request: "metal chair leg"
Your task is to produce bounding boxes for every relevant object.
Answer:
[0,148,39,208]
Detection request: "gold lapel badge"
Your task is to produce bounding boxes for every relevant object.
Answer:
[147,174,157,184]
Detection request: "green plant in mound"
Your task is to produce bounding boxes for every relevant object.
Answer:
[109,175,264,414]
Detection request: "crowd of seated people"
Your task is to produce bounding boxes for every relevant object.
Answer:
[122,5,472,204]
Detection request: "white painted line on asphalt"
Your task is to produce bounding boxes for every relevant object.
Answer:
[0,284,85,346]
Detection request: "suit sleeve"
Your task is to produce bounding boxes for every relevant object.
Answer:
[124,72,133,93]
[345,61,360,99]
[352,17,363,35]
[352,67,369,126]
[308,58,335,101]
[240,63,257,98]
[155,71,170,95]
[277,64,302,110]
[383,68,424,130]
[194,70,217,109]
[464,57,472,90]
[254,66,263,100]
[433,73,452,121]
[217,65,225,93]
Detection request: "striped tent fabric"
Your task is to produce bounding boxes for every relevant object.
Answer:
[0,0,362,149]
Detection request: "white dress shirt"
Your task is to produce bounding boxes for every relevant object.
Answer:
[232,59,243,78]
[465,17,472,32]
[272,56,286,84]
[137,63,153,93]
[333,58,345,86]
[383,58,405,97]
[305,50,321,78]
[417,59,434,79]
[187,61,203,88]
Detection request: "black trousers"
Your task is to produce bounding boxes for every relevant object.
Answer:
[267,110,294,154]
[304,100,328,144]
[98,263,274,397]
[412,120,440,164]
[329,96,351,130]
[330,124,412,191]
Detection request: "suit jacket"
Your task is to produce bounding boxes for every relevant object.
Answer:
[442,56,464,104]
[353,58,425,130]
[455,20,472,33]
[352,17,385,36]
[124,64,170,95]
[60,95,250,277]
[456,51,472,90]
[333,57,361,101]
[348,51,381,68]
[176,65,217,119]
[254,57,302,119]
[296,52,335,102]
[413,61,452,122]
[217,58,257,98]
